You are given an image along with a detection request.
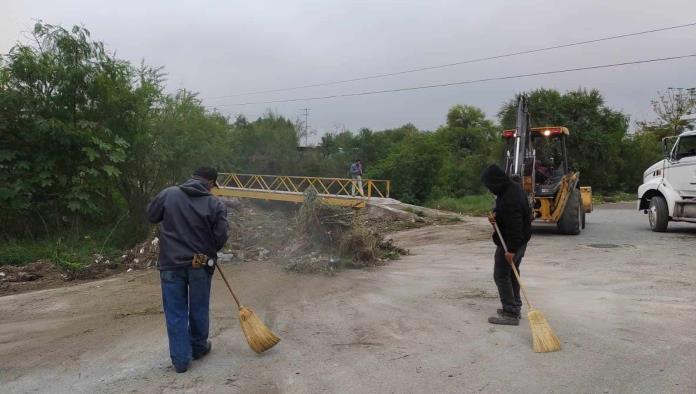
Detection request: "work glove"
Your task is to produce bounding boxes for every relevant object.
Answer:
[487,212,496,224]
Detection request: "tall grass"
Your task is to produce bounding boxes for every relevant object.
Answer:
[0,230,123,269]
[592,191,636,204]
[427,194,493,216]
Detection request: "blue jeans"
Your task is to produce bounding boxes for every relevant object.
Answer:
[160,267,213,368]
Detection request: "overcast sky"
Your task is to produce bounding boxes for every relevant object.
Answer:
[2,0,695,141]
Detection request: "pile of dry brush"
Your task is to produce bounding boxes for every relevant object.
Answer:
[284,188,407,273]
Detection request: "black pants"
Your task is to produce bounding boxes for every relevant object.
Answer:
[493,243,527,316]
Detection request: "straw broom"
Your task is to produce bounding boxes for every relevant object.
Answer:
[493,222,561,353]
[215,263,280,353]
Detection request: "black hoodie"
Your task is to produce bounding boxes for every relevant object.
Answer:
[146,179,229,270]
[481,164,532,252]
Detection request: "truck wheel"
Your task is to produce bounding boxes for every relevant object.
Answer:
[648,196,669,232]
[558,188,581,235]
[581,208,586,229]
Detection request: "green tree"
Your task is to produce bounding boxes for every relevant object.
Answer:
[637,87,696,138]
[0,22,131,236]
[0,22,240,240]
[433,105,501,196]
[229,111,299,174]
[116,87,234,225]
[368,133,449,204]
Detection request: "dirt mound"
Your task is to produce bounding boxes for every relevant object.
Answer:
[222,191,409,274]
[0,233,161,296]
[1,195,444,295]
[0,255,124,296]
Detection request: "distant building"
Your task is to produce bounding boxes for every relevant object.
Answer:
[681,113,696,131]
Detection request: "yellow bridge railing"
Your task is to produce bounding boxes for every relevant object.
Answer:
[213,173,391,208]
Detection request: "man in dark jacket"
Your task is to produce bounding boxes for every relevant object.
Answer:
[481,164,532,325]
[146,167,229,373]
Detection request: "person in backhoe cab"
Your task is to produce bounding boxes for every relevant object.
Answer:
[534,159,552,184]
[146,167,229,373]
[481,164,532,326]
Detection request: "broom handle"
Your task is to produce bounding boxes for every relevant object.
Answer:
[214,262,243,309]
[492,221,534,310]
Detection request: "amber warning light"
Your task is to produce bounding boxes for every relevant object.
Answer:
[539,127,564,136]
[502,127,565,138]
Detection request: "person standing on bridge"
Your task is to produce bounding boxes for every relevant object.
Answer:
[481,164,532,326]
[350,159,364,196]
[146,167,229,373]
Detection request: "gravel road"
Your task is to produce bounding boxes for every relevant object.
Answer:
[1,204,694,393]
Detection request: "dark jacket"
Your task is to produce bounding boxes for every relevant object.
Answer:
[350,162,363,176]
[146,179,229,270]
[481,165,532,253]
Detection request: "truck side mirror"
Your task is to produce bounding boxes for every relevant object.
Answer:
[662,136,679,161]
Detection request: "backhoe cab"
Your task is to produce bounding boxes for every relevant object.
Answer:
[501,96,593,234]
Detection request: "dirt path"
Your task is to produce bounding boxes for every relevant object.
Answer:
[1,208,695,393]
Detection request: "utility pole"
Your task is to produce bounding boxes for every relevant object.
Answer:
[301,108,310,146]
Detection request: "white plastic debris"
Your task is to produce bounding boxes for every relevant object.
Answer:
[127,268,134,273]
[139,248,145,254]
[0,272,5,277]
[133,258,139,264]
[152,237,159,246]
[121,254,127,259]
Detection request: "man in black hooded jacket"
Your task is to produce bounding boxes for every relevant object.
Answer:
[481,164,532,325]
[147,167,229,372]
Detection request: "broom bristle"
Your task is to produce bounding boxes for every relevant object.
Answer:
[527,308,561,353]
[238,306,281,353]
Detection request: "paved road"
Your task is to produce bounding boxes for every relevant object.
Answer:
[1,204,694,393]
[538,201,696,244]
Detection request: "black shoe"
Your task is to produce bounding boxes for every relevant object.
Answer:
[193,341,212,360]
[174,363,189,373]
[488,314,520,326]
[497,309,521,319]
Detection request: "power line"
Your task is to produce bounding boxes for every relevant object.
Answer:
[205,54,696,107]
[204,21,696,100]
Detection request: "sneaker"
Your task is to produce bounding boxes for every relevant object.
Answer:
[497,309,521,319]
[488,314,520,326]
[193,341,212,360]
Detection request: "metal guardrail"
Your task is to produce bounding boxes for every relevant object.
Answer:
[213,173,391,208]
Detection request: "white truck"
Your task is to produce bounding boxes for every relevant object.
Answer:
[638,130,696,231]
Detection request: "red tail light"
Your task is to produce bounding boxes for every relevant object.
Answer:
[502,129,516,138]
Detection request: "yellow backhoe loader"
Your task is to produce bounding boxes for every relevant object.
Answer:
[502,96,593,234]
